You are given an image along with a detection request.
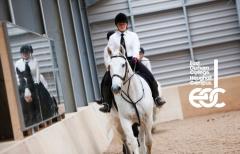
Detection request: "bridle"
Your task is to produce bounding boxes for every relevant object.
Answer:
[111,55,129,83]
[110,55,144,127]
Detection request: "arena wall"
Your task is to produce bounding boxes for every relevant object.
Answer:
[1,75,239,154]
[179,75,240,118]
[158,75,240,123]
[0,105,113,154]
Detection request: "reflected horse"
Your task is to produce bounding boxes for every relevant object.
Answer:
[16,63,41,126]
[16,63,58,126]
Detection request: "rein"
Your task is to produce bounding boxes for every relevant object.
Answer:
[110,55,144,126]
[121,76,144,126]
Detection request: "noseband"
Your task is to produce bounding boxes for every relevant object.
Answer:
[111,55,128,82]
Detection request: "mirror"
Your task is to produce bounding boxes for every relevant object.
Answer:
[5,22,64,129]
[0,57,13,140]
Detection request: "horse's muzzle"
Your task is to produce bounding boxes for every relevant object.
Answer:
[111,85,121,94]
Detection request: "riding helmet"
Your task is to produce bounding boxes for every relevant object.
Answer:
[20,44,33,54]
[115,13,128,25]
[140,47,145,54]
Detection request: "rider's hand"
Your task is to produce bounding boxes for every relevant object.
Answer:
[132,57,138,64]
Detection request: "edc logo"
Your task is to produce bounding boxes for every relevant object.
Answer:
[189,59,226,108]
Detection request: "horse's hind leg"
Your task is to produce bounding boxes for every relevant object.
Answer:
[120,118,139,154]
[145,117,153,154]
[152,107,160,133]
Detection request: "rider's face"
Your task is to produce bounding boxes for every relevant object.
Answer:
[117,22,128,32]
[21,52,31,60]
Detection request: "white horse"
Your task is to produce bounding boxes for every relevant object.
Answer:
[107,46,159,154]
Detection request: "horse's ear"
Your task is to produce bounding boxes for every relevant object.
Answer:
[107,47,112,56]
[16,67,21,75]
[16,67,24,79]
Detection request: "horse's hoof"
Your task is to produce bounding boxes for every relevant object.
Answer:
[151,127,156,134]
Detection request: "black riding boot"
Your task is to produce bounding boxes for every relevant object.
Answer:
[128,58,166,107]
[98,71,113,113]
[145,72,166,107]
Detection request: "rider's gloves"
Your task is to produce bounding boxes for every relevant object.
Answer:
[132,57,138,64]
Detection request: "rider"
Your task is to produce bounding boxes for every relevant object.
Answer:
[97,13,166,113]
[139,47,152,72]
[15,44,42,126]
[97,31,116,112]
[15,45,48,88]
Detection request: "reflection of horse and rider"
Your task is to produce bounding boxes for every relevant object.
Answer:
[96,13,166,112]
[15,45,57,127]
[96,13,167,153]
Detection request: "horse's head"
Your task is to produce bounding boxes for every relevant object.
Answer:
[108,46,129,94]
[16,64,34,103]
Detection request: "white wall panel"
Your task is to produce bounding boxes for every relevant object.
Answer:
[131,0,181,15]
[88,0,240,87]
[194,41,240,77]
[148,50,191,86]
[188,0,240,47]
[87,0,129,23]
[135,9,189,55]
[90,19,115,65]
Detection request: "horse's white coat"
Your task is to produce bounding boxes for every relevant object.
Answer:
[24,88,31,97]
[108,47,157,154]
[24,88,32,103]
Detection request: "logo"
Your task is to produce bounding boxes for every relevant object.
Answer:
[188,59,226,108]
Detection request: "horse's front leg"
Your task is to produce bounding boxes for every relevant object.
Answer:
[139,125,146,154]
[120,117,139,154]
[113,117,130,154]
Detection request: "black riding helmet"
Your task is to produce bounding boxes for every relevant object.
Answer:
[20,44,33,54]
[115,13,128,25]
[140,47,145,54]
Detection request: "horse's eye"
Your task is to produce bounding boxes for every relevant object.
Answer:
[122,64,125,67]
